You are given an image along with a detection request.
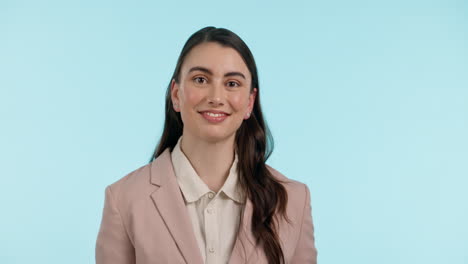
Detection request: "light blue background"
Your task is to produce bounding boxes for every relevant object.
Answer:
[1,0,467,263]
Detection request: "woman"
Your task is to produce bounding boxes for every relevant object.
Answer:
[96,26,317,264]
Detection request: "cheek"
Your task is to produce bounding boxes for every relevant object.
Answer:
[181,87,204,107]
[230,93,249,111]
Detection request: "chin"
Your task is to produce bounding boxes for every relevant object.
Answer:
[197,129,236,144]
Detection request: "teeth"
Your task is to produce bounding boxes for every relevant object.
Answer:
[205,112,225,117]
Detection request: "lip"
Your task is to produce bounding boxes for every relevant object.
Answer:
[198,110,230,123]
[198,110,231,115]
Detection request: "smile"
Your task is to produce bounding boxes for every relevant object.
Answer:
[199,111,230,123]
[206,112,225,117]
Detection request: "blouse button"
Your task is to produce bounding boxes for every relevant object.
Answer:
[208,192,214,199]
[209,247,215,253]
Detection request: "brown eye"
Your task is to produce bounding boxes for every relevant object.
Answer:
[193,77,207,84]
[227,81,240,88]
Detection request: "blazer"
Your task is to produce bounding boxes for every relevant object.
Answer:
[95,148,317,264]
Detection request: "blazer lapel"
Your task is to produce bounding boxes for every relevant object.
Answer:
[229,197,257,264]
[149,149,204,264]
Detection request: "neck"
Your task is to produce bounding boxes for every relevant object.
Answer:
[179,133,236,192]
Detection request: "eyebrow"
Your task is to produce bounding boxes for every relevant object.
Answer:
[188,66,246,80]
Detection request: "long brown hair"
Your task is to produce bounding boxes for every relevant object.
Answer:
[150,26,289,264]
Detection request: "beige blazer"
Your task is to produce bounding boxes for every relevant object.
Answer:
[95,148,317,264]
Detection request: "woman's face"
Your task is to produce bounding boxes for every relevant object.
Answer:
[171,42,257,143]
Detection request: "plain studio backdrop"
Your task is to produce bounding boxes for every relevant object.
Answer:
[1,0,467,263]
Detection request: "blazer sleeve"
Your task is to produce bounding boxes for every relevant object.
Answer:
[95,185,135,264]
[290,184,318,264]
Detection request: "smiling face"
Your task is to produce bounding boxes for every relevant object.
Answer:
[171,42,257,143]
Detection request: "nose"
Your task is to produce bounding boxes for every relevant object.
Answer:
[207,82,225,106]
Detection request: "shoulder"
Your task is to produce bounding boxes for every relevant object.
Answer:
[266,164,311,201]
[265,164,312,220]
[108,162,152,193]
[265,164,314,258]
[105,148,172,202]
[105,162,154,208]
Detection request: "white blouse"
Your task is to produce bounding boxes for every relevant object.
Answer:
[170,136,245,264]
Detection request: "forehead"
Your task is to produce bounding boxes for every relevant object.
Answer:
[181,42,250,78]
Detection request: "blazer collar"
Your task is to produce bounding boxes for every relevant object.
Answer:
[149,148,257,263]
[228,197,258,263]
[149,148,203,264]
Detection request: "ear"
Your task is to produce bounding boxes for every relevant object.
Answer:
[170,79,180,112]
[244,88,257,119]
